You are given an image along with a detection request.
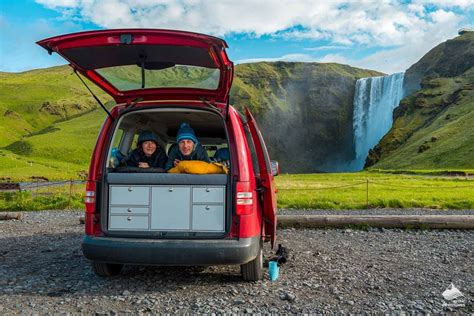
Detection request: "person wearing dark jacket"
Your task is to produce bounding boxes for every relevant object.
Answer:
[125,131,167,169]
[165,123,210,171]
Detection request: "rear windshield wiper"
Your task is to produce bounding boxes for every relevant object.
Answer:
[74,69,114,121]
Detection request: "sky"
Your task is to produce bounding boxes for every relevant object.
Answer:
[0,0,472,74]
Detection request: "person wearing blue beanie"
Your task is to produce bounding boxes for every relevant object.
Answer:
[176,123,198,145]
[165,123,210,171]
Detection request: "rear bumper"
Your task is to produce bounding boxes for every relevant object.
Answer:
[82,235,260,266]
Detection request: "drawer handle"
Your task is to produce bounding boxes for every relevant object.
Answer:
[205,206,211,210]
[169,188,173,192]
[127,217,132,221]
[128,187,133,192]
[127,208,132,212]
[206,188,210,192]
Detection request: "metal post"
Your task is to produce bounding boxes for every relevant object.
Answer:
[68,180,73,210]
[366,178,369,209]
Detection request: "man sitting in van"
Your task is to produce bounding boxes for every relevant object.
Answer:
[125,131,167,170]
[165,123,210,171]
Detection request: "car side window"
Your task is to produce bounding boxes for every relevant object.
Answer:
[111,128,125,149]
[243,124,260,175]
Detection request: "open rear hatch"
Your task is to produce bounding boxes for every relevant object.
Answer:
[37,29,233,104]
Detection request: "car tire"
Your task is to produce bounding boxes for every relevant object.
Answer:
[91,262,123,277]
[241,242,263,281]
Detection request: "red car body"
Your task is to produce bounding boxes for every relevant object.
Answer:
[38,29,278,280]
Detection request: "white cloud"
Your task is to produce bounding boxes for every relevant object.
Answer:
[414,0,474,9]
[304,45,351,51]
[318,7,465,74]
[35,0,472,46]
[236,53,316,64]
[32,0,473,73]
[317,54,352,65]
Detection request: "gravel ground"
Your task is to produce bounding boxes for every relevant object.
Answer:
[0,210,473,314]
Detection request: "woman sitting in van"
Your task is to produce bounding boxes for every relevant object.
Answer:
[125,131,167,169]
[165,123,210,171]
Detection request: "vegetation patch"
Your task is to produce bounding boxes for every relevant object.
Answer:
[0,191,84,211]
[276,172,474,210]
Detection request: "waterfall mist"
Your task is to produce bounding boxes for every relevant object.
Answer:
[351,72,405,170]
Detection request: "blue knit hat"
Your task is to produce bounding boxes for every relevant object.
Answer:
[176,123,198,144]
[137,130,159,145]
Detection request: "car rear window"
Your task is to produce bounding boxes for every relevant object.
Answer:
[96,64,220,91]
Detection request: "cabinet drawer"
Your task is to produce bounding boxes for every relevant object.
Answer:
[110,206,149,215]
[151,187,191,230]
[192,187,224,203]
[192,204,224,231]
[109,215,148,230]
[110,186,149,205]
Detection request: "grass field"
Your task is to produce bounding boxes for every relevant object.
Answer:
[1,171,472,211]
[276,172,474,210]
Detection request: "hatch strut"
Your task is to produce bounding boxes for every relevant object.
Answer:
[140,57,146,89]
[73,69,114,121]
[225,97,230,121]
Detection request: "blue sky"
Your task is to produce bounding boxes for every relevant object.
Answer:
[0,0,472,74]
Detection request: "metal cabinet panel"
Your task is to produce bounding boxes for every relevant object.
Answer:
[109,215,149,230]
[151,187,190,230]
[192,204,224,231]
[110,186,149,205]
[110,206,149,215]
[192,187,224,203]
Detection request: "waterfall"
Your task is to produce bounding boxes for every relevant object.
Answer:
[351,72,405,170]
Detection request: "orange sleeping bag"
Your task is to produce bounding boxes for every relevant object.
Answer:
[168,160,228,174]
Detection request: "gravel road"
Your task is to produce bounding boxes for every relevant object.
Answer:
[1,210,472,314]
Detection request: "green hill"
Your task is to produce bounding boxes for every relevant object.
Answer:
[0,107,107,180]
[367,32,474,170]
[0,66,110,147]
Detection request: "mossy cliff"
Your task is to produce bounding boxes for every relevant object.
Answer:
[367,32,474,170]
[231,62,380,172]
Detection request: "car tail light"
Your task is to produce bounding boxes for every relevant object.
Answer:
[85,181,96,213]
[84,180,101,235]
[236,181,253,215]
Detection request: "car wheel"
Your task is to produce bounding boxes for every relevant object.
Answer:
[241,242,263,281]
[91,262,123,277]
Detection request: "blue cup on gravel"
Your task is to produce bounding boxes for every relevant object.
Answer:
[269,261,279,281]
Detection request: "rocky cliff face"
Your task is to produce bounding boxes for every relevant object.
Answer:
[367,32,474,170]
[403,32,474,96]
[231,62,381,173]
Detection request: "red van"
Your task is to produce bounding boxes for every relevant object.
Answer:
[38,29,278,281]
